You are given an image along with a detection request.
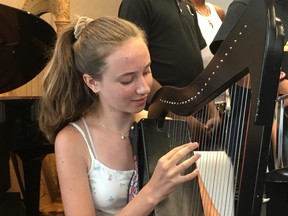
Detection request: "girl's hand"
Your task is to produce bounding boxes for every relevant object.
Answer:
[146,142,201,203]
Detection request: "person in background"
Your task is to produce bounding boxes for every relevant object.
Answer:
[259,0,288,170]
[190,0,229,116]
[271,47,288,169]
[272,71,288,164]
[38,16,218,216]
[118,0,221,147]
[190,0,225,68]
[119,0,205,88]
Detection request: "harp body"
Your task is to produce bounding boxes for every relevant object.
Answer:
[131,119,203,216]
[131,0,284,215]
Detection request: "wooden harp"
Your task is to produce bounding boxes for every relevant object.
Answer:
[130,0,284,215]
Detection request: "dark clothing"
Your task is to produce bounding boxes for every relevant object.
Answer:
[119,0,206,87]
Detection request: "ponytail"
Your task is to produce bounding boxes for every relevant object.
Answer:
[39,16,146,143]
[39,22,96,143]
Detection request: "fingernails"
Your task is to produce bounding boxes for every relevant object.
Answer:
[191,142,199,147]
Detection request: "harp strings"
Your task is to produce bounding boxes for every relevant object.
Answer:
[166,118,203,215]
[228,76,251,205]
[166,75,251,216]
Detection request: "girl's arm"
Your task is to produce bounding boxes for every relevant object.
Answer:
[55,126,96,216]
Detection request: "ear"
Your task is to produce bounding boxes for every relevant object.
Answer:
[83,74,100,93]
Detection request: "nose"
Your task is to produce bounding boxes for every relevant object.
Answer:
[136,76,151,95]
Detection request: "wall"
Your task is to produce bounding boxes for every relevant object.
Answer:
[0,0,121,20]
[209,0,232,12]
[0,0,234,26]
[0,0,122,97]
[1,0,232,18]
[0,0,231,213]
[0,1,127,210]
[0,0,233,97]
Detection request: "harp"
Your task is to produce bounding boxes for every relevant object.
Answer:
[130,0,284,215]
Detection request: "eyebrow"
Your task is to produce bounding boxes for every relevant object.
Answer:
[120,62,151,76]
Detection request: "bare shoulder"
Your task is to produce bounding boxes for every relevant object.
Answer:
[55,124,81,149]
[213,4,225,21]
[54,123,87,164]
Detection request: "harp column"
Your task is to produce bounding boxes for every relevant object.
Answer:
[50,0,70,33]
[22,0,71,33]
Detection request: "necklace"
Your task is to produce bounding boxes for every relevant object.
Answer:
[98,121,133,140]
[195,4,210,16]
[195,5,214,28]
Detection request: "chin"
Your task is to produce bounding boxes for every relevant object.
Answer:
[133,106,146,114]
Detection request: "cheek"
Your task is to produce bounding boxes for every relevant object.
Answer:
[108,86,132,101]
[146,74,154,90]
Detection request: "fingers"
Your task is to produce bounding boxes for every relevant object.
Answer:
[149,142,201,201]
[206,119,215,129]
[163,142,199,161]
[205,122,212,130]
[168,152,201,184]
[162,142,201,178]
[180,168,200,182]
[177,152,201,172]
[205,117,221,131]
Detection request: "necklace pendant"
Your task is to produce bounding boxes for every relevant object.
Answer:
[208,20,214,28]
[121,134,125,140]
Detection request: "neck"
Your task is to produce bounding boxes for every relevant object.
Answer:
[193,2,210,17]
[95,103,135,128]
[99,114,135,132]
[190,0,205,8]
[95,112,135,140]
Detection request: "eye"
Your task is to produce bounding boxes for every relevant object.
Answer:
[121,80,133,85]
[143,67,152,76]
[120,75,134,85]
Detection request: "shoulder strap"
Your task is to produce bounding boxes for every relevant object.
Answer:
[81,117,98,159]
[69,121,96,160]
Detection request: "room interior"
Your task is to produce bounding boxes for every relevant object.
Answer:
[0,0,287,216]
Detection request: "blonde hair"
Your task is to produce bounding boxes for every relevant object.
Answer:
[39,16,146,143]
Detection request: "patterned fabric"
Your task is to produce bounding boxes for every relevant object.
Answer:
[88,158,134,214]
[128,155,139,202]
[70,119,139,215]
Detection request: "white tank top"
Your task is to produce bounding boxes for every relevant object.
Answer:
[70,118,136,215]
[197,3,228,104]
[196,2,223,68]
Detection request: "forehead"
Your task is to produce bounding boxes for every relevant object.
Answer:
[105,37,150,72]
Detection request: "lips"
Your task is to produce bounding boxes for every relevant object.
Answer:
[133,97,147,105]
